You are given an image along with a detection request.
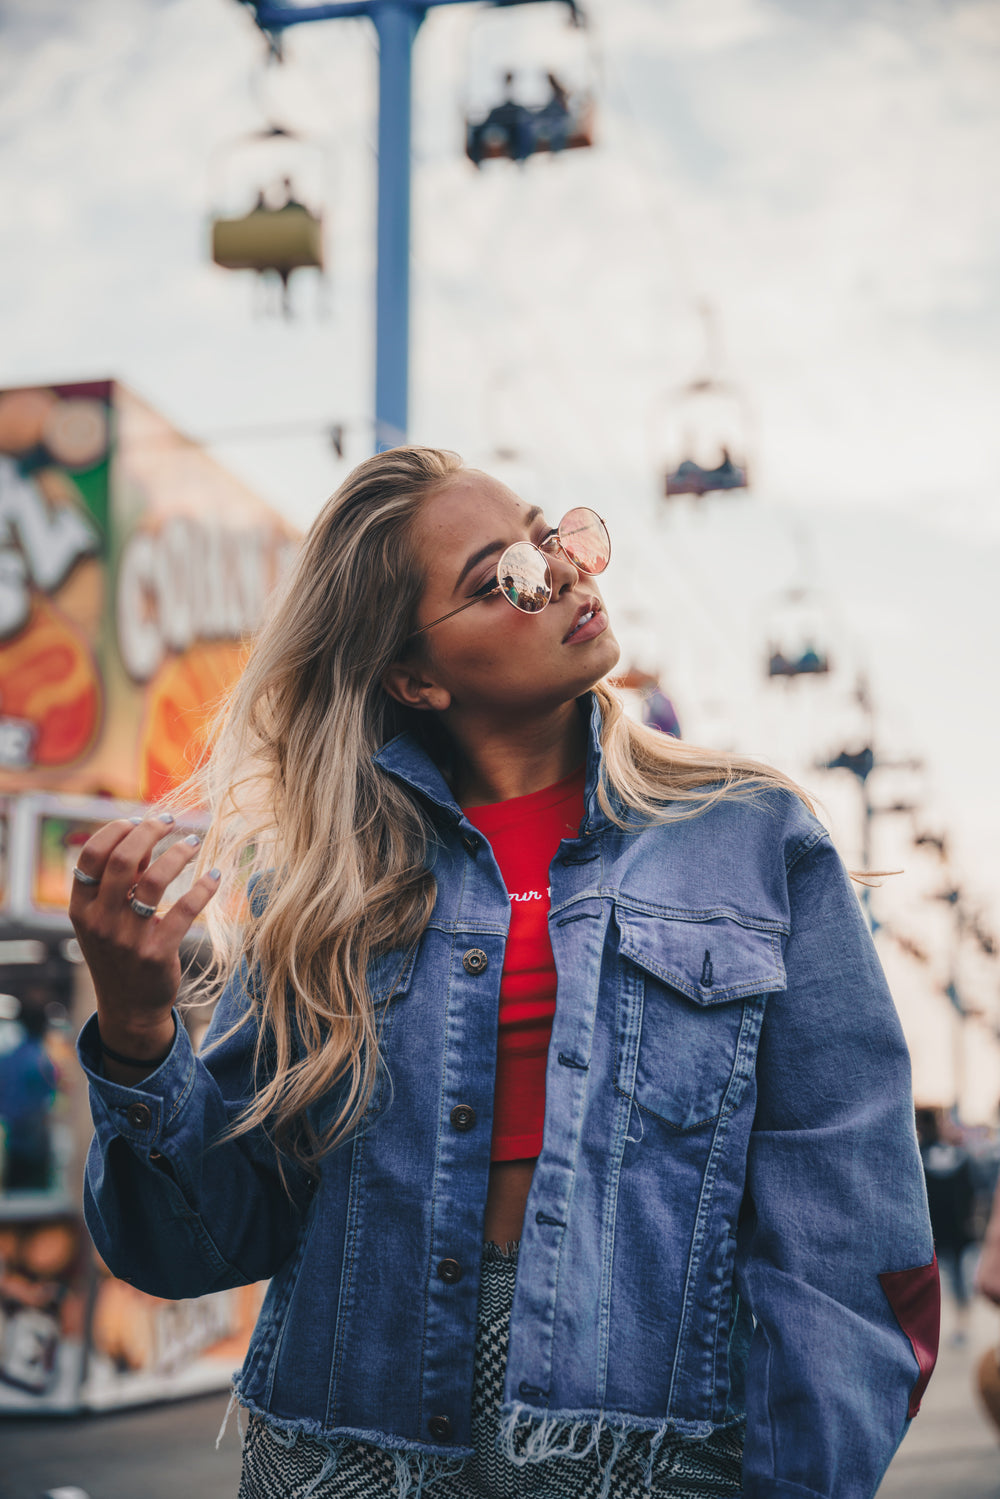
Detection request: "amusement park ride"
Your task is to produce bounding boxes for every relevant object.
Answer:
[211,129,326,316]
[765,588,832,679]
[220,0,595,447]
[660,303,752,502]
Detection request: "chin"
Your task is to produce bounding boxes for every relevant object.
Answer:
[593,629,621,677]
[575,634,620,696]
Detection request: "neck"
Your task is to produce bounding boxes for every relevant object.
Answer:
[448,700,587,807]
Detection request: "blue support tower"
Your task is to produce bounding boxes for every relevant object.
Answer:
[373,3,421,449]
[243,0,574,452]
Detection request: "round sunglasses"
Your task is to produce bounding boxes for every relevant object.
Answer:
[410,506,611,637]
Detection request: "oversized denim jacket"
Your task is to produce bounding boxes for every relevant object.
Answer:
[79,697,938,1499]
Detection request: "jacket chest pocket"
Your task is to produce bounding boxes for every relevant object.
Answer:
[614,909,786,1132]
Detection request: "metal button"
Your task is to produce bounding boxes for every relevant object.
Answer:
[462,948,488,975]
[437,1258,462,1284]
[462,835,478,853]
[428,1414,452,1441]
[450,1104,476,1132]
[126,1102,152,1131]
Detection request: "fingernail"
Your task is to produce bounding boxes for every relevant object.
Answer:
[209,868,221,881]
[184,833,201,847]
[158,812,174,824]
[129,815,143,825]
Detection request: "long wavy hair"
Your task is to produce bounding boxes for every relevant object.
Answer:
[180,446,814,1170]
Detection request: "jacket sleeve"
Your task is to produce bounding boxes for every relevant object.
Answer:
[735,833,939,1499]
[78,956,314,1300]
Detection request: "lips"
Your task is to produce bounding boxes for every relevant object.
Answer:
[563,598,605,644]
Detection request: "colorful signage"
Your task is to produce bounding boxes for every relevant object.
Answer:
[0,380,297,1414]
[0,1212,265,1413]
[0,379,298,805]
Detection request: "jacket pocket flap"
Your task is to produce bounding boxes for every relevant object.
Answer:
[368,943,419,1004]
[617,910,786,1004]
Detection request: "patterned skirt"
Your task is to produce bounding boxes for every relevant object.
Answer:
[238,1243,743,1499]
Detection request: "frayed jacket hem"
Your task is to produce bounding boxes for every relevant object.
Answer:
[220,1380,473,1499]
[219,1380,745,1499]
[498,1400,745,1498]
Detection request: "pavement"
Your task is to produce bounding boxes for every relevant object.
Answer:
[3,1294,1000,1499]
[877,1291,1000,1499]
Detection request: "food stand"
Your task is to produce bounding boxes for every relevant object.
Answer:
[0,379,298,1411]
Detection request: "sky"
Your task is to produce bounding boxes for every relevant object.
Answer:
[2,0,999,1107]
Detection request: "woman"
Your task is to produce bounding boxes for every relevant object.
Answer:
[72,447,938,1499]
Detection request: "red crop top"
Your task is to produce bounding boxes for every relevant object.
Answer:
[464,764,586,1161]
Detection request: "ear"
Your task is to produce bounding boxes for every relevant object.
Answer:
[381,659,452,713]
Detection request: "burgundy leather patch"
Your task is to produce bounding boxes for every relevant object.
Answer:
[879,1254,941,1416]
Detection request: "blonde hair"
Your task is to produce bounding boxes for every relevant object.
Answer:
[181,447,813,1171]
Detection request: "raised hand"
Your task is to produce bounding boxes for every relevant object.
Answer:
[69,813,221,1079]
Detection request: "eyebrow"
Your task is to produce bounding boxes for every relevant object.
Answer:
[454,505,545,592]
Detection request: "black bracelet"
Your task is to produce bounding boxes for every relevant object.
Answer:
[99,1020,175,1070]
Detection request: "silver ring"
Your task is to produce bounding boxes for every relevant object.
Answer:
[127,893,158,919]
[73,865,100,887]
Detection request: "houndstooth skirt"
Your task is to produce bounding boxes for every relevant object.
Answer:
[238,1243,743,1499]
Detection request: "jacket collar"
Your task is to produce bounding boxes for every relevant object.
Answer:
[372,692,609,835]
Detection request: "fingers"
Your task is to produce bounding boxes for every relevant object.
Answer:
[127,832,206,915]
[70,816,143,898]
[155,868,223,947]
[71,813,180,910]
[70,815,219,945]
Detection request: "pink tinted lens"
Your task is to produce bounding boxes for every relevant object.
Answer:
[497,542,552,613]
[558,508,611,574]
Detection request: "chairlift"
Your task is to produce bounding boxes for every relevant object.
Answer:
[767,643,830,679]
[914,830,949,859]
[662,382,750,499]
[659,306,751,501]
[464,3,596,167]
[823,746,875,782]
[764,589,832,680]
[209,126,326,315]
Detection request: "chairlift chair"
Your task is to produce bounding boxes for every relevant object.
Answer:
[209,126,326,313]
[764,589,832,680]
[662,380,751,500]
[659,302,752,501]
[464,2,596,167]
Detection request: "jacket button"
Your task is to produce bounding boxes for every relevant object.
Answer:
[437,1258,462,1284]
[125,1102,152,1131]
[428,1414,452,1441]
[450,1104,476,1131]
[462,948,488,975]
[463,834,478,853]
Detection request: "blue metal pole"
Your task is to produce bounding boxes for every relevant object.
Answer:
[373,2,423,450]
[244,0,575,454]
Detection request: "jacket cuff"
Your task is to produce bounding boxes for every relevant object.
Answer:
[77,1009,196,1151]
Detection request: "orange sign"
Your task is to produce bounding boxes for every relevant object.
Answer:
[0,380,298,805]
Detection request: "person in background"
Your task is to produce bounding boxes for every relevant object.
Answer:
[70,448,937,1499]
[0,1000,56,1192]
[916,1105,976,1344]
[974,1107,1000,1308]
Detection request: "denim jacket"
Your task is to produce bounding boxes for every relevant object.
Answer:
[79,697,938,1499]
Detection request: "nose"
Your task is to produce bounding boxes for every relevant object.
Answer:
[549,543,580,595]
